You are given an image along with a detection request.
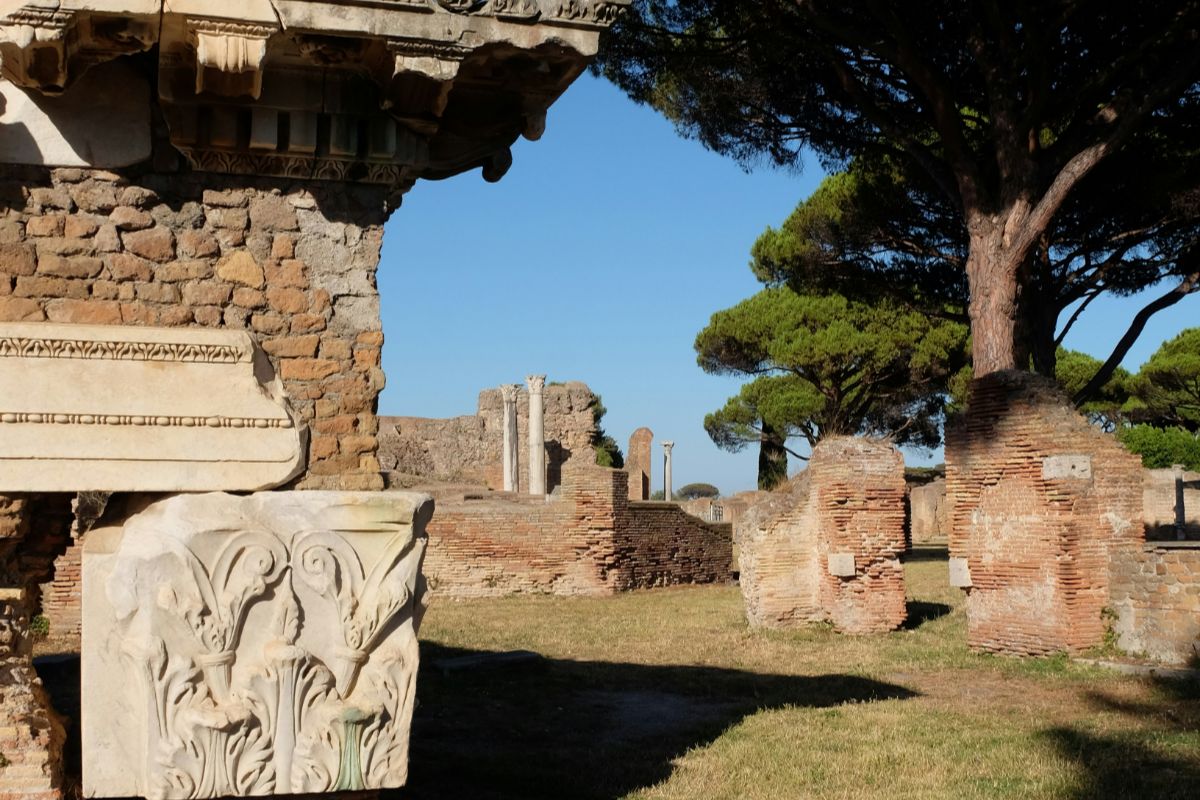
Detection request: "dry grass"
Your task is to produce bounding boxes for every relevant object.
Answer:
[405,550,1200,800]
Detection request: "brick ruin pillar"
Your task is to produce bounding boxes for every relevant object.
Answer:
[945,372,1145,655]
[738,437,908,634]
[0,494,74,799]
[0,2,624,796]
[526,374,547,495]
[500,383,521,492]
[626,427,653,501]
[662,440,675,501]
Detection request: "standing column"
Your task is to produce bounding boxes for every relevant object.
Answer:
[526,375,547,495]
[500,384,521,492]
[663,441,674,501]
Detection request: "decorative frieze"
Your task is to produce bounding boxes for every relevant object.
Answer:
[0,322,306,493]
[0,0,627,193]
[82,490,432,798]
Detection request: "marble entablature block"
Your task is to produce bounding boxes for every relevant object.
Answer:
[82,490,433,799]
[0,322,307,492]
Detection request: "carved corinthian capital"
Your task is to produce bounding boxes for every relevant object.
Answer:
[83,490,433,799]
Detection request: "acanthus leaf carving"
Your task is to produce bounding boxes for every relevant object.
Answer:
[87,492,431,799]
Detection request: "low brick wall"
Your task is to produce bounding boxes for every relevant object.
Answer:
[737,437,907,634]
[38,541,82,639]
[946,372,1145,656]
[422,464,732,597]
[1110,542,1200,664]
[614,502,734,590]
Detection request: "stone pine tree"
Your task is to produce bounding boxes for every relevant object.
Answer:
[752,153,1199,387]
[1128,328,1200,432]
[695,288,969,489]
[598,1,1200,380]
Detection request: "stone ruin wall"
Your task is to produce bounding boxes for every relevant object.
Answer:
[0,166,390,492]
[422,463,733,597]
[945,372,1146,656]
[1143,467,1200,539]
[1110,542,1200,664]
[738,437,908,635]
[626,427,653,500]
[907,476,948,545]
[378,381,598,491]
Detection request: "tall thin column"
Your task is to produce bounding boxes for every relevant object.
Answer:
[526,374,547,495]
[663,440,674,502]
[500,384,520,492]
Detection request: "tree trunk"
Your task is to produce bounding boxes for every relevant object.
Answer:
[758,422,788,491]
[966,223,1023,376]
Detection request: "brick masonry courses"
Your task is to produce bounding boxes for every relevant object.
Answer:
[737,437,908,635]
[0,165,390,491]
[378,382,599,492]
[421,463,733,597]
[945,371,1146,656]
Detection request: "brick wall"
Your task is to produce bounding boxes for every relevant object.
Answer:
[1110,542,1200,664]
[422,463,732,597]
[0,494,66,800]
[945,371,1145,656]
[738,437,908,634]
[0,165,390,490]
[379,381,598,491]
[1143,468,1200,539]
[37,541,81,639]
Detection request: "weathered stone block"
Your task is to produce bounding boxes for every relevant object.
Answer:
[948,557,972,588]
[1042,454,1093,481]
[82,490,432,798]
[0,322,306,492]
[828,552,856,577]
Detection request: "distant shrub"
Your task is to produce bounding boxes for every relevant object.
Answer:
[1116,425,1200,471]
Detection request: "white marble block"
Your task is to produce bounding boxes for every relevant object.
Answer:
[82,490,433,799]
[0,322,306,492]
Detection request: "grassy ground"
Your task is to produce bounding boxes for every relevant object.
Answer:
[403,549,1200,800]
[32,548,1200,799]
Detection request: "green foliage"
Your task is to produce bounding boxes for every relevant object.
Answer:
[649,489,665,501]
[1129,328,1200,432]
[29,614,49,640]
[696,287,969,455]
[589,394,625,469]
[599,2,1200,378]
[676,483,720,500]
[1054,349,1132,430]
[1116,425,1200,471]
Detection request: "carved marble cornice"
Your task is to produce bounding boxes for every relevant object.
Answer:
[0,0,628,192]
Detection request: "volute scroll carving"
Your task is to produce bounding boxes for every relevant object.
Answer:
[83,491,432,798]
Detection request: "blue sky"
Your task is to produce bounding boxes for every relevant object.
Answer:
[378,74,1198,496]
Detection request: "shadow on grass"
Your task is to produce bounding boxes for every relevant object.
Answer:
[399,642,917,800]
[36,644,917,800]
[902,601,952,630]
[903,546,949,562]
[1042,679,1200,800]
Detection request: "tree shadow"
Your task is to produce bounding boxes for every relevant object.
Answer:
[36,643,917,800]
[1041,678,1200,800]
[902,546,949,562]
[397,642,917,800]
[902,601,952,629]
